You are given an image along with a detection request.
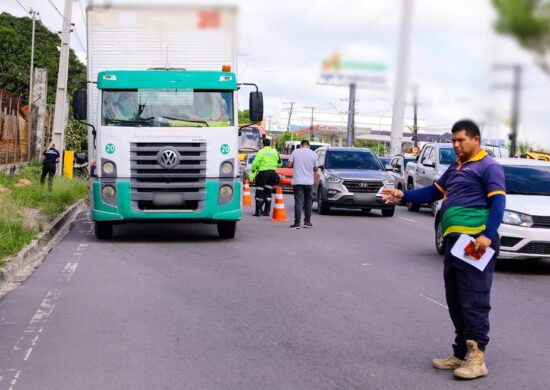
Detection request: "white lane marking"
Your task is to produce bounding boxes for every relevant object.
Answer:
[399,216,416,222]
[8,370,21,390]
[62,262,79,282]
[31,290,63,324]
[362,263,372,266]
[419,293,448,309]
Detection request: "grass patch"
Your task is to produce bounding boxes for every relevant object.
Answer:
[0,161,88,267]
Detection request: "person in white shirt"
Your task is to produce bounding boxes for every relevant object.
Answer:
[288,140,319,229]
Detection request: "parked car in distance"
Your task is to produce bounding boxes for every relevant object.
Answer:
[389,154,417,204]
[313,147,396,216]
[434,159,550,259]
[405,143,456,213]
[378,156,392,171]
[277,154,293,192]
[284,141,331,155]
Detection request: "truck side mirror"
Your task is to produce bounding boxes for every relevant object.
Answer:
[249,91,263,122]
[73,90,87,120]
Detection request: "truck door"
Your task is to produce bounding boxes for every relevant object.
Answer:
[418,147,436,188]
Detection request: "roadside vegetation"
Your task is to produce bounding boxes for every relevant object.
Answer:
[0,161,87,267]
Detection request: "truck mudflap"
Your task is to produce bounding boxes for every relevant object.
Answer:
[91,180,242,222]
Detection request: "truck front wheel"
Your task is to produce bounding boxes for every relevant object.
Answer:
[217,221,236,239]
[95,221,113,240]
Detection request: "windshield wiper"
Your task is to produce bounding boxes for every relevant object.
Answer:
[158,116,209,127]
[106,117,154,126]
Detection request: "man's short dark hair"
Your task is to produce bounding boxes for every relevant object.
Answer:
[262,138,271,147]
[451,119,480,138]
[300,140,310,147]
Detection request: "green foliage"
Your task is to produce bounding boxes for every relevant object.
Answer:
[0,165,88,265]
[492,0,550,74]
[65,120,88,151]
[0,12,87,105]
[238,109,251,124]
[354,139,387,155]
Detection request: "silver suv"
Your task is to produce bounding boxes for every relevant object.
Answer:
[313,147,396,216]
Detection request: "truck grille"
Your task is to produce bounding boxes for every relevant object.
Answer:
[532,216,550,229]
[343,180,383,194]
[517,242,550,255]
[130,143,206,210]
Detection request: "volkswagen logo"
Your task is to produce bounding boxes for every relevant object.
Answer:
[359,182,369,188]
[158,148,179,169]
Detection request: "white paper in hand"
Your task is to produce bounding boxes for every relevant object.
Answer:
[450,234,495,272]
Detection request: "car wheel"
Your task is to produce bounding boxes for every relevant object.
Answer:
[217,221,236,239]
[435,214,446,255]
[95,221,113,240]
[382,207,395,217]
[406,182,420,212]
[317,187,330,214]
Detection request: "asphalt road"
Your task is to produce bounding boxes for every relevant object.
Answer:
[1,197,550,390]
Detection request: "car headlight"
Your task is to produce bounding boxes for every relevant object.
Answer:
[502,210,533,227]
[103,162,115,175]
[219,185,233,199]
[326,175,342,183]
[102,185,116,199]
[221,162,233,175]
[383,178,396,186]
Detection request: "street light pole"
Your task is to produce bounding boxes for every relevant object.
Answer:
[346,83,356,146]
[303,106,317,141]
[283,101,295,133]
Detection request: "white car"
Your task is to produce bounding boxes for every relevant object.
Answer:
[434,158,550,259]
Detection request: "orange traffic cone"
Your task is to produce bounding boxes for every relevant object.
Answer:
[271,186,288,222]
[242,180,253,206]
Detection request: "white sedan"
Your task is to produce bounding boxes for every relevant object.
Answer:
[434,158,550,260]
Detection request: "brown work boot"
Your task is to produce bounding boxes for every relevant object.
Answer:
[432,355,463,370]
[453,340,488,379]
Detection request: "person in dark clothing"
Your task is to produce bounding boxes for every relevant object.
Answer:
[41,143,60,192]
[382,119,506,380]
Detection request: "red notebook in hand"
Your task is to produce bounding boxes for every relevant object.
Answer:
[464,241,484,260]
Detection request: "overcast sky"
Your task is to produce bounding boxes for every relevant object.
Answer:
[3,0,550,150]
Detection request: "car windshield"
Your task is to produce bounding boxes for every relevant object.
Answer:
[504,165,550,195]
[310,144,326,151]
[439,148,456,165]
[404,158,416,166]
[247,155,255,164]
[102,89,233,127]
[325,151,383,170]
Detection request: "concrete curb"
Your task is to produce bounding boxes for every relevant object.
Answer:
[0,199,88,298]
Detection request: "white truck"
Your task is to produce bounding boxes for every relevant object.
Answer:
[72,4,263,239]
[404,143,456,213]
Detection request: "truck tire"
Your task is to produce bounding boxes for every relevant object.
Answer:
[95,221,113,240]
[217,221,236,239]
[406,182,420,212]
[435,214,446,255]
[382,207,395,217]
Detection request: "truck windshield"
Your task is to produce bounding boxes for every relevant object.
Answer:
[439,148,456,165]
[239,128,261,151]
[325,151,384,170]
[102,89,233,127]
[504,165,550,195]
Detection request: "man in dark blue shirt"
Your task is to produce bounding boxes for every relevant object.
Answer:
[41,143,60,192]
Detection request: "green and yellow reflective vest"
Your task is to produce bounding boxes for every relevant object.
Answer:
[250,146,282,181]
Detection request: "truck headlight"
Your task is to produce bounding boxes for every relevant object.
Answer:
[103,162,115,175]
[221,162,233,175]
[219,185,233,199]
[102,185,116,199]
[326,175,342,183]
[502,210,533,227]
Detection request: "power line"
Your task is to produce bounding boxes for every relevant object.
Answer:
[46,0,65,21]
[46,0,87,54]
[78,0,87,25]
[15,0,28,13]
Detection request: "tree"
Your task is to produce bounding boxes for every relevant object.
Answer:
[492,0,550,76]
[238,109,250,124]
[0,12,87,105]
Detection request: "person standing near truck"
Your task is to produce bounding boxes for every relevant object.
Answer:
[250,138,282,216]
[40,143,60,192]
[382,119,506,380]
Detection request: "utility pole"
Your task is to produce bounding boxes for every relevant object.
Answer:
[345,84,357,146]
[52,0,73,174]
[412,85,418,149]
[265,115,272,132]
[28,8,37,160]
[390,0,414,155]
[303,106,317,141]
[283,101,295,133]
[492,64,522,157]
